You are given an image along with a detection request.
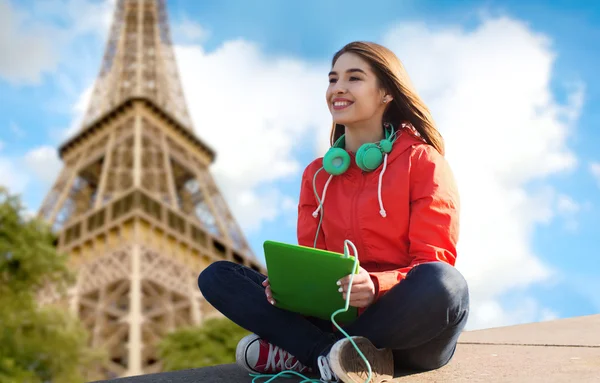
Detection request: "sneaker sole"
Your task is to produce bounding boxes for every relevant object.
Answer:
[329,337,394,383]
[235,333,261,373]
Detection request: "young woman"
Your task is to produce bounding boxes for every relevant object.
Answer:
[198,41,469,383]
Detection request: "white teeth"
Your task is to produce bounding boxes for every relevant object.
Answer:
[334,101,351,107]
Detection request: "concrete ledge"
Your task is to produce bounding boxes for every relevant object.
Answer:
[90,364,258,383]
[92,315,600,382]
[91,343,600,383]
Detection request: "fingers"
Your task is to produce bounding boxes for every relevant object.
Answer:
[337,268,368,285]
[337,275,369,293]
[344,289,374,308]
[337,275,351,287]
[338,282,369,296]
[340,289,372,302]
[263,279,276,305]
[337,271,375,308]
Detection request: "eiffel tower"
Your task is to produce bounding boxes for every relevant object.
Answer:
[36,0,265,379]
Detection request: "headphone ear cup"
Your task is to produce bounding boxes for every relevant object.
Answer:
[355,143,383,171]
[323,147,350,175]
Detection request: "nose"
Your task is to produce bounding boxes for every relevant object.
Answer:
[331,82,346,95]
[327,79,346,102]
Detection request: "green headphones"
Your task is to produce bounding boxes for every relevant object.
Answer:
[323,124,396,175]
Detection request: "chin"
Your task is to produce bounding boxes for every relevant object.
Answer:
[332,114,357,126]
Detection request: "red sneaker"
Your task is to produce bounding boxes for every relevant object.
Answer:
[236,334,312,374]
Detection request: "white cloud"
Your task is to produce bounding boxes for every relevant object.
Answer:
[0,0,60,85]
[0,144,61,202]
[590,162,600,188]
[233,187,298,233]
[382,16,583,330]
[281,197,298,213]
[524,189,584,233]
[0,0,114,96]
[174,40,331,231]
[0,156,29,194]
[555,194,581,232]
[31,0,115,38]
[0,139,28,194]
[172,16,210,44]
[556,195,580,215]
[556,194,590,232]
[23,146,62,186]
[59,82,94,140]
[471,296,559,329]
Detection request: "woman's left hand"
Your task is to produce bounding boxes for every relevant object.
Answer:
[337,266,376,308]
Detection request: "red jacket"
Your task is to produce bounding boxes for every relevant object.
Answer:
[297,125,460,302]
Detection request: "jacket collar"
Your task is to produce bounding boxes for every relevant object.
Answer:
[341,123,426,176]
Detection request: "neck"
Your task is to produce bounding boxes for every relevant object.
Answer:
[343,121,385,153]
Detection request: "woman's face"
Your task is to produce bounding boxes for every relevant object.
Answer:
[326,52,387,127]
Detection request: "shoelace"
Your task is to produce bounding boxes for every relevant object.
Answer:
[317,355,339,382]
[266,343,308,372]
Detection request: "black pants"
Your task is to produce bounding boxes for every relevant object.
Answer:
[198,260,469,372]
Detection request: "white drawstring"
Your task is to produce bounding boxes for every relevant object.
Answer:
[313,156,389,220]
[377,153,389,217]
[312,174,333,218]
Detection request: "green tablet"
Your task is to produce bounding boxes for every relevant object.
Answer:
[263,240,359,323]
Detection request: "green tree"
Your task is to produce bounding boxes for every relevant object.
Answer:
[0,186,106,383]
[157,317,251,371]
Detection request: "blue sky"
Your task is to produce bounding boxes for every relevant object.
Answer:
[1,0,599,330]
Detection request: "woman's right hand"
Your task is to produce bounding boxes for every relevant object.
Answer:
[262,278,276,305]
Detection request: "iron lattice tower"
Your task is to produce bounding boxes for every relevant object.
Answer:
[36,0,265,379]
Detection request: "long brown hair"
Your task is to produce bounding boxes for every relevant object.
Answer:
[329,41,445,156]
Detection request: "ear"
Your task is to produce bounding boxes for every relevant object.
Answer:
[380,88,393,104]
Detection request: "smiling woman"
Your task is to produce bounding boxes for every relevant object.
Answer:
[198,41,469,383]
[326,42,444,157]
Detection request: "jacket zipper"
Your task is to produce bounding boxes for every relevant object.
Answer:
[351,172,367,267]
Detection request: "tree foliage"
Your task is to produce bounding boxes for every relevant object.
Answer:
[157,317,251,371]
[0,186,106,383]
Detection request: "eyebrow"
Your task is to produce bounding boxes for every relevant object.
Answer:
[328,68,367,76]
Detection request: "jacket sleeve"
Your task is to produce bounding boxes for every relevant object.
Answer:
[297,163,328,250]
[369,144,460,298]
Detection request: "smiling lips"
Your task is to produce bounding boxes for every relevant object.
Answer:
[332,98,354,110]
